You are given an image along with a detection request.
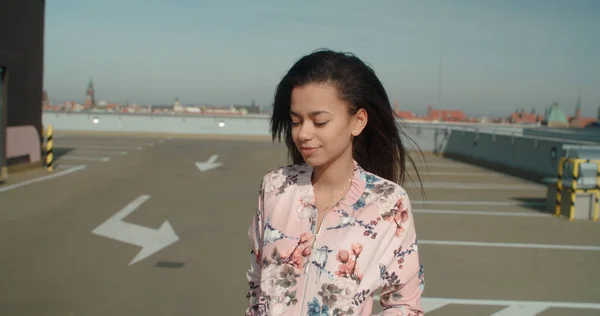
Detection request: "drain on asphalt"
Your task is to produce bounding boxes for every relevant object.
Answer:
[154,261,185,268]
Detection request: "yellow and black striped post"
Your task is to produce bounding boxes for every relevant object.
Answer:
[45,124,54,171]
[568,159,580,221]
[555,157,600,221]
[597,161,600,192]
[593,190,599,221]
[555,157,566,217]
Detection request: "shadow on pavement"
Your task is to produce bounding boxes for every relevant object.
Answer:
[511,197,550,213]
[53,147,74,160]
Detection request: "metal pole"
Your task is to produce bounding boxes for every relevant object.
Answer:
[437,7,445,109]
[437,34,443,109]
[0,67,7,180]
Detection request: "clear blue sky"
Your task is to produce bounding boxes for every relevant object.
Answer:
[44,0,600,117]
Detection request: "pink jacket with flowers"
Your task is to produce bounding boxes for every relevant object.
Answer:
[246,161,425,316]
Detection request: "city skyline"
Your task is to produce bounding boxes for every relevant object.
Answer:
[43,0,600,117]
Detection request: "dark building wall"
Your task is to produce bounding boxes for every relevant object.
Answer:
[0,0,45,131]
[0,0,45,168]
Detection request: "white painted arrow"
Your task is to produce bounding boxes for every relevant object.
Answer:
[92,195,179,266]
[195,154,222,172]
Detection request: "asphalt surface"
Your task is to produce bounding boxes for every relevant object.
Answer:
[0,132,599,316]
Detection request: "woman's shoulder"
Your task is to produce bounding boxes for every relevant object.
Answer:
[361,169,411,203]
[259,163,312,196]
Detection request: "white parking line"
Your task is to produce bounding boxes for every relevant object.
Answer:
[0,165,87,193]
[416,163,473,168]
[66,149,129,156]
[491,304,550,315]
[418,182,544,190]
[59,156,111,162]
[420,171,489,176]
[56,144,142,150]
[419,240,600,251]
[372,297,600,314]
[412,200,545,207]
[414,209,548,217]
[421,299,447,313]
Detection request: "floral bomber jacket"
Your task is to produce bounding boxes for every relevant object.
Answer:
[245,161,425,316]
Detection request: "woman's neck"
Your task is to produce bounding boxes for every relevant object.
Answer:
[311,155,355,192]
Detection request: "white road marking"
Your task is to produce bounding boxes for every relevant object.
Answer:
[412,200,545,207]
[414,209,548,217]
[195,154,222,172]
[419,182,544,190]
[491,304,550,315]
[419,240,600,251]
[420,171,489,176]
[421,299,448,313]
[56,144,139,150]
[415,163,473,168]
[66,149,128,156]
[0,165,87,193]
[91,195,179,266]
[59,156,111,162]
[372,297,600,313]
[56,164,80,169]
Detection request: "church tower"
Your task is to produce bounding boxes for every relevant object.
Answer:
[84,78,95,109]
[574,96,582,120]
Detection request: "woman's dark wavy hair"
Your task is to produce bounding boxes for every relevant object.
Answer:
[270,49,424,190]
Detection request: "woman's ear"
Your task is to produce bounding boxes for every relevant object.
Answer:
[352,108,368,136]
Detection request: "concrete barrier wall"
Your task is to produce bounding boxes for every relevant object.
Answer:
[43,112,599,183]
[43,112,443,151]
[43,112,272,136]
[438,128,600,182]
[523,127,600,143]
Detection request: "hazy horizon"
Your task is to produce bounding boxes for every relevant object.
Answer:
[44,0,600,117]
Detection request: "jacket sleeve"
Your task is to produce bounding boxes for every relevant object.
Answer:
[377,193,425,316]
[245,177,266,316]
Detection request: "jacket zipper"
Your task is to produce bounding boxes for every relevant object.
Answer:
[299,210,329,314]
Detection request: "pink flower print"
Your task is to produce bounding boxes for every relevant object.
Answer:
[334,244,364,282]
[299,232,313,244]
[336,261,350,277]
[337,249,350,263]
[351,243,363,256]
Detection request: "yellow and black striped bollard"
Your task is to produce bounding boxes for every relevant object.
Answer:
[46,124,54,171]
[555,157,565,217]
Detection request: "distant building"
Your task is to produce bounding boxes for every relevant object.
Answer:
[426,104,468,122]
[173,97,183,112]
[233,101,261,114]
[544,102,569,127]
[84,78,95,109]
[567,97,598,128]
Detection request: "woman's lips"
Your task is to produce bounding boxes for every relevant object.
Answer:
[301,146,318,156]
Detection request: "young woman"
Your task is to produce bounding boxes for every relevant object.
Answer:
[246,49,425,316]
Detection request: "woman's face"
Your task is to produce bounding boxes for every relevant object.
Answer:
[290,82,367,168]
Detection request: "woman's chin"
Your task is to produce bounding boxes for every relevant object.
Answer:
[302,155,327,168]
